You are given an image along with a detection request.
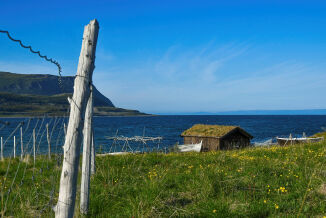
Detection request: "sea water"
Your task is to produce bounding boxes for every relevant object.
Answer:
[0,115,325,156]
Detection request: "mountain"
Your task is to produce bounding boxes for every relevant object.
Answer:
[0,71,113,107]
[0,71,147,117]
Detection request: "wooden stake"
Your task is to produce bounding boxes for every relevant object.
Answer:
[80,88,93,214]
[13,136,16,158]
[33,129,36,165]
[46,123,51,159]
[20,126,23,160]
[55,19,99,218]
[1,137,3,161]
[90,130,95,175]
[64,123,67,137]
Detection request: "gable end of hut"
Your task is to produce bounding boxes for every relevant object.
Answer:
[219,127,252,150]
[181,125,253,151]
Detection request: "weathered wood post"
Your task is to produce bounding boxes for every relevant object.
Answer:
[20,126,23,160]
[90,131,96,175]
[63,123,67,137]
[54,19,99,218]
[80,87,93,214]
[33,128,36,165]
[46,123,51,159]
[13,136,16,158]
[1,136,3,161]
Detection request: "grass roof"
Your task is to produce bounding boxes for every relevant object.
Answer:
[181,124,238,137]
[311,131,326,139]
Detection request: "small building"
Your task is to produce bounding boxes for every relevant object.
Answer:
[181,124,253,151]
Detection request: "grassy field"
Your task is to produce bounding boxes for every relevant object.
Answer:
[0,141,325,217]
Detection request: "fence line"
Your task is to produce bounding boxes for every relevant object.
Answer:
[0,28,81,217]
[0,116,67,216]
[0,115,173,216]
[1,21,102,217]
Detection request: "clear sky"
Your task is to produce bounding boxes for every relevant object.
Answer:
[1,0,326,114]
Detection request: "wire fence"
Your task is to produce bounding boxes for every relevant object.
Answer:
[0,116,67,216]
[0,28,173,216]
[0,27,71,216]
[0,115,176,215]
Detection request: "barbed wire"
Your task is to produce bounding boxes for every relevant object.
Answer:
[0,30,64,90]
[0,28,96,216]
[0,29,96,117]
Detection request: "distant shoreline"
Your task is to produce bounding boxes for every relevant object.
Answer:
[0,114,155,118]
[1,114,326,119]
[157,109,326,116]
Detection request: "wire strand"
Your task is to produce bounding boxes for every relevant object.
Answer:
[0,30,64,90]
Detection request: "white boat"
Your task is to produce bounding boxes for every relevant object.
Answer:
[178,141,202,152]
[97,152,130,156]
[277,134,324,146]
[254,138,274,147]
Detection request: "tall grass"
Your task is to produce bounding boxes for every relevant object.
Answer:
[1,141,325,217]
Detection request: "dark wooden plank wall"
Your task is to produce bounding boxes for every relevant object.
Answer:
[220,133,250,150]
[183,136,220,151]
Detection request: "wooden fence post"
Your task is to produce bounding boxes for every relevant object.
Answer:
[13,136,16,158]
[20,126,23,160]
[55,19,99,218]
[80,87,93,214]
[64,123,67,137]
[46,123,51,159]
[33,129,36,165]
[1,136,3,161]
[90,131,96,175]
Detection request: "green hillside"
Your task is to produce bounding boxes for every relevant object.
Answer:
[0,72,147,116]
[0,92,146,117]
[0,71,114,107]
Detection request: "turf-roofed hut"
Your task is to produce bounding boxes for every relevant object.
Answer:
[181,124,253,151]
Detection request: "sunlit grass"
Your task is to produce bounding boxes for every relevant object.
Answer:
[1,141,326,217]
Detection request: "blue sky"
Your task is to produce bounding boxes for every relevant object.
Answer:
[1,0,326,113]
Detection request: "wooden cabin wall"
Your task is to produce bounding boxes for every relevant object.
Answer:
[183,136,220,151]
[220,132,250,150]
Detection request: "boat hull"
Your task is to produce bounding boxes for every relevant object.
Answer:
[178,141,203,152]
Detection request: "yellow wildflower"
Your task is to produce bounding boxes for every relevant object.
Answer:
[279,187,287,193]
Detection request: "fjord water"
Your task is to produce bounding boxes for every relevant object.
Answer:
[1,115,326,156]
[93,115,326,145]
